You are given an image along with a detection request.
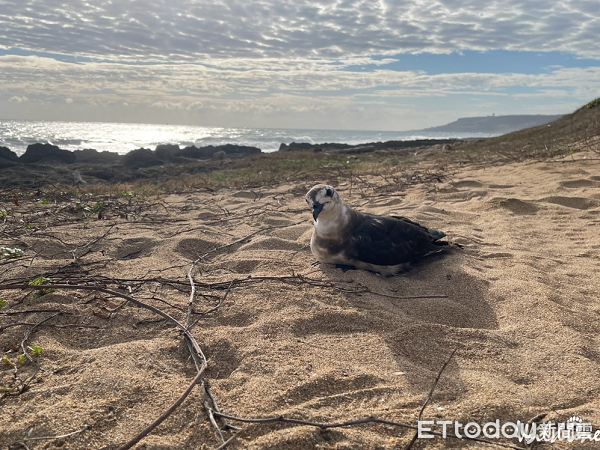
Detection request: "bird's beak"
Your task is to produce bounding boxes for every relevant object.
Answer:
[312,202,324,221]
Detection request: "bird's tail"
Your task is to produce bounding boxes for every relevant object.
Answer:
[428,228,446,242]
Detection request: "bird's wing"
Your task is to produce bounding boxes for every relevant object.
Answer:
[391,216,446,241]
[348,214,443,266]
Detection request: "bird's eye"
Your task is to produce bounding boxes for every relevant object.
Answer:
[326,188,332,197]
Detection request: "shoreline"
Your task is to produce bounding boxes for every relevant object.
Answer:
[0,138,467,190]
[0,118,496,156]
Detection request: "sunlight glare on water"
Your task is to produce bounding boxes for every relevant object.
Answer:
[0,120,490,156]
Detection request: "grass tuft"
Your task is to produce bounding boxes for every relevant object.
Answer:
[585,98,600,109]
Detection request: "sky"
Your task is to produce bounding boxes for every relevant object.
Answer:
[0,0,599,131]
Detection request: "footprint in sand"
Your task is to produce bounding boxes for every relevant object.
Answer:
[29,241,75,260]
[496,198,539,215]
[175,237,224,259]
[110,237,158,259]
[489,184,515,189]
[453,180,484,189]
[239,236,305,251]
[228,259,261,273]
[560,179,596,188]
[541,196,599,210]
[272,373,384,408]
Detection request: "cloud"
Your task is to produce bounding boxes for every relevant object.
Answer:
[186,101,204,111]
[0,1,597,129]
[2,54,598,104]
[0,0,598,61]
[2,55,598,111]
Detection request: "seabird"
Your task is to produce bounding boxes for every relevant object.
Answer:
[73,171,86,186]
[305,184,449,276]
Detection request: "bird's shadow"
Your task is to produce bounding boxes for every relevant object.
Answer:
[305,250,500,397]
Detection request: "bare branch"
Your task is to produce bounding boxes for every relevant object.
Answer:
[116,371,205,450]
[211,411,523,450]
[405,348,457,449]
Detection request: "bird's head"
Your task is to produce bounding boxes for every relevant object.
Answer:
[305,184,341,221]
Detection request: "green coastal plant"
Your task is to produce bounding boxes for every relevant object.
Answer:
[0,247,25,259]
[3,345,44,367]
[28,277,54,296]
[585,98,600,109]
[29,345,43,356]
[75,202,108,213]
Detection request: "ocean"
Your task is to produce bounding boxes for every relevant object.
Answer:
[0,120,493,156]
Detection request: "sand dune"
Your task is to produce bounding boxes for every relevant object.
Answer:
[1,152,600,449]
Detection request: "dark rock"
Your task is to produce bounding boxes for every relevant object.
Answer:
[73,148,121,164]
[278,139,462,154]
[20,143,76,164]
[215,144,261,156]
[0,146,18,161]
[212,150,226,160]
[155,144,180,161]
[180,144,260,159]
[180,145,213,159]
[0,146,18,168]
[339,145,377,154]
[122,148,163,168]
[279,142,352,152]
[82,167,121,181]
[368,139,459,150]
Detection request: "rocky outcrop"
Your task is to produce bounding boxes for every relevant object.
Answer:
[278,139,462,154]
[0,146,19,168]
[73,149,121,164]
[122,148,163,168]
[214,144,261,156]
[20,143,76,164]
[179,145,215,159]
[155,144,181,161]
[279,142,352,152]
[212,150,226,160]
[180,144,260,159]
[0,146,18,161]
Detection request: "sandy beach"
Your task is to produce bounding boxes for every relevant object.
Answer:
[1,142,600,449]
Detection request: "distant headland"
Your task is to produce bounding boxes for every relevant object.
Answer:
[417,114,564,134]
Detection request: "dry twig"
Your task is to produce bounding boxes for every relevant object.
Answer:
[405,348,458,449]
